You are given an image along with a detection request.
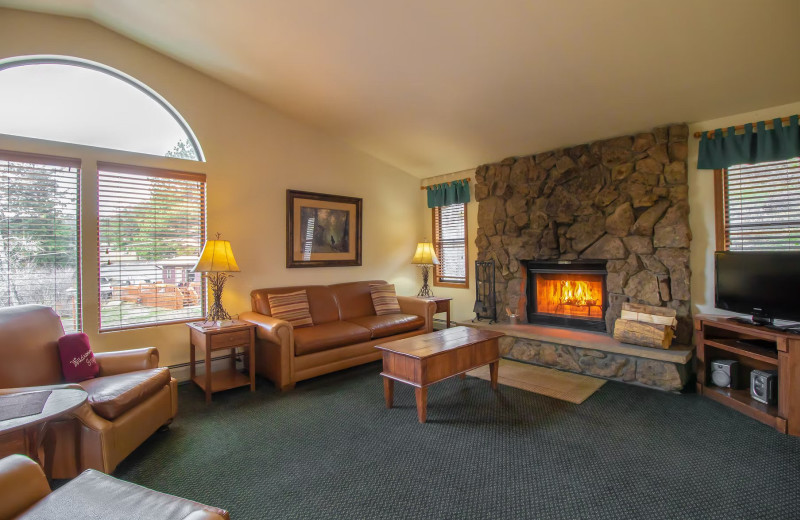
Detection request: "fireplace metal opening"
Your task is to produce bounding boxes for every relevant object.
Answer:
[525,260,608,332]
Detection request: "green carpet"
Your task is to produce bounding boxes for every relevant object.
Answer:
[114,363,800,519]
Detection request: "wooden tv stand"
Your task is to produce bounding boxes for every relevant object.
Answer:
[695,314,800,436]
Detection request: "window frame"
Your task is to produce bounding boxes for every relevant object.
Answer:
[0,55,205,162]
[714,159,800,252]
[714,169,727,251]
[96,161,207,332]
[0,149,82,331]
[432,203,469,288]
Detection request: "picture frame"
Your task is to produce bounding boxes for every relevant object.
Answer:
[286,190,362,268]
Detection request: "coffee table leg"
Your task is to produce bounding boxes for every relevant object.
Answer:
[415,387,428,423]
[490,361,499,390]
[383,378,394,409]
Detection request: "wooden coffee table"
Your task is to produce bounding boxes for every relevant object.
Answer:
[376,326,505,423]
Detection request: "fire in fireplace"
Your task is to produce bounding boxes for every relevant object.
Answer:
[525,261,608,332]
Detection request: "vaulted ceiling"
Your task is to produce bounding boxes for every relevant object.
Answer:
[2,1,799,177]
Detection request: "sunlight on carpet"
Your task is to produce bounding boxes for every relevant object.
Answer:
[468,359,604,404]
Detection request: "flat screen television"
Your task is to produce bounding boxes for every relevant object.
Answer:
[715,251,800,325]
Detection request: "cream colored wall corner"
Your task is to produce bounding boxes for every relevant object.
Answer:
[0,9,423,367]
[688,100,800,316]
[419,169,478,321]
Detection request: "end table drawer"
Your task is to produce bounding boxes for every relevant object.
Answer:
[210,330,250,349]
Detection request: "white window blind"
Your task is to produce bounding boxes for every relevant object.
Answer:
[433,203,467,285]
[724,158,800,251]
[0,151,81,332]
[98,163,206,331]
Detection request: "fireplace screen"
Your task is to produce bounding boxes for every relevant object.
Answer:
[534,273,604,319]
[526,261,607,332]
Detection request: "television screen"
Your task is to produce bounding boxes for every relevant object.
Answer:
[715,251,800,323]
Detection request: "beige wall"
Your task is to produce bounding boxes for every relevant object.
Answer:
[688,100,800,316]
[0,9,423,367]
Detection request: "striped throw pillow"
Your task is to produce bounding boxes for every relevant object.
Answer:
[267,290,314,328]
[370,283,402,316]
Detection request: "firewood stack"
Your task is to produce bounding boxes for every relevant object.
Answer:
[612,302,677,349]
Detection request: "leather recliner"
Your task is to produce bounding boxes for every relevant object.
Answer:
[0,454,228,520]
[0,305,178,478]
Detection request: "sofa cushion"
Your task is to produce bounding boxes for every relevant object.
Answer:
[293,321,372,356]
[79,368,171,420]
[23,468,229,520]
[369,283,402,315]
[347,314,425,339]
[330,280,387,321]
[252,285,340,325]
[267,290,313,328]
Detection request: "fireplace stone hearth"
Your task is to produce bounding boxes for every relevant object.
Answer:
[475,124,692,344]
[456,320,692,391]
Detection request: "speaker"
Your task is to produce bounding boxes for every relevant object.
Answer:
[710,360,739,389]
[750,369,778,405]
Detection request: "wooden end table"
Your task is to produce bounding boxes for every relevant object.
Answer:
[376,326,504,423]
[187,321,256,402]
[418,296,452,328]
[0,388,87,474]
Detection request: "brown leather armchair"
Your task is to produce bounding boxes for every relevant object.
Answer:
[0,454,228,519]
[0,305,178,478]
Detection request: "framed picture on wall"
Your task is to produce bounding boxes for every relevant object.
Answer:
[286,190,362,268]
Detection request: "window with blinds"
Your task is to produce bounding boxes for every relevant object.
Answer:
[718,158,800,251]
[0,151,81,332]
[98,163,206,331]
[433,203,468,287]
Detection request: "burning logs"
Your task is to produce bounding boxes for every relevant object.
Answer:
[613,302,677,349]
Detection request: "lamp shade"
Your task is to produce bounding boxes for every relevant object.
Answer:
[192,239,240,272]
[411,242,439,265]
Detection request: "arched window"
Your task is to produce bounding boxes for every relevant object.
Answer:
[0,56,204,161]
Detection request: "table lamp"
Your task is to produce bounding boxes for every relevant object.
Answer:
[412,241,439,297]
[192,233,240,325]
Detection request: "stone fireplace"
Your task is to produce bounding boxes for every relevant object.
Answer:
[472,124,692,391]
[525,260,607,332]
[475,123,692,345]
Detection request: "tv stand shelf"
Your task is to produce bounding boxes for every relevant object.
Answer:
[703,338,778,365]
[696,315,800,436]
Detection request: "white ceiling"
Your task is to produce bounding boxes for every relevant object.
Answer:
[2,1,800,178]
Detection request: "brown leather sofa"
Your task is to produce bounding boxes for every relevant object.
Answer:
[0,305,178,478]
[0,454,228,519]
[241,280,435,390]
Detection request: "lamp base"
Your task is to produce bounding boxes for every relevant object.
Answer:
[205,272,233,322]
[416,265,434,298]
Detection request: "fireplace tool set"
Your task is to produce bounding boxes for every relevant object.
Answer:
[473,260,497,323]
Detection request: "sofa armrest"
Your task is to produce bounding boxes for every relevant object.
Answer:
[94,347,159,376]
[240,311,295,389]
[397,296,436,332]
[240,311,293,347]
[0,454,51,519]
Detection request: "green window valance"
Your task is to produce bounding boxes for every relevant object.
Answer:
[697,115,800,169]
[426,179,470,208]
